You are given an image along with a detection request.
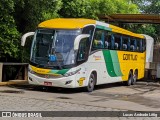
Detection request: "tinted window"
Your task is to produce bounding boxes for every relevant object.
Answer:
[92,29,105,50]
[114,34,121,50]
[142,39,146,52]
[122,36,129,51]
[82,25,95,42]
[130,38,136,51]
[140,39,143,52]
[136,39,141,52]
[77,38,90,61]
[104,32,112,49]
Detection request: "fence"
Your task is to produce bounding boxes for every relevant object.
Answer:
[0,63,28,82]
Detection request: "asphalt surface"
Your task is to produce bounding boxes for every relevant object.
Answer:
[0,79,160,120]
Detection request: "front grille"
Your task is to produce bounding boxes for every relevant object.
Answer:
[33,72,63,79]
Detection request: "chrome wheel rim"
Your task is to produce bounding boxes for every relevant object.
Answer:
[89,77,94,89]
[133,74,137,83]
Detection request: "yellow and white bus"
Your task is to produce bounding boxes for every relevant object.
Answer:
[21,18,147,92]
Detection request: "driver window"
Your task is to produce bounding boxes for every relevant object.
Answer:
[77,38,89,61]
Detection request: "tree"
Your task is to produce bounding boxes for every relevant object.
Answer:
[131,0,160,42]
[98,0,139,14]
[59,0,92,18]
[144,0,160,14]
[59,0,139,19]
[14,0,62,33]
[132,0,160,14]
[0,0,20,61]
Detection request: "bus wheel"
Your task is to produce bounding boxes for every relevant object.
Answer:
[132,71,137,85]
[126,71,133,86]
[86,73,96,92]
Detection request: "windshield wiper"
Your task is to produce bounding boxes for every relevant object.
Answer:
[31,57,48,63]
[44,64,63,69]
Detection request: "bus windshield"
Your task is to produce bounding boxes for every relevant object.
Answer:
[30,29,81,68]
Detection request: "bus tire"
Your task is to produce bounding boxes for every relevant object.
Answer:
[132,71,137,85]
[86,73,96,92]
[126,71,133,86]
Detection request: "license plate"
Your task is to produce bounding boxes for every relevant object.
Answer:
[44,82,52,86]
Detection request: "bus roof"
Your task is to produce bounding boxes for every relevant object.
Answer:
[109,24,144,39]
[38,18,144,39]
[38,18,96,29]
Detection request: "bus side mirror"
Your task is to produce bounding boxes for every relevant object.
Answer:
[74,34,90,50]
[21,32,35,46]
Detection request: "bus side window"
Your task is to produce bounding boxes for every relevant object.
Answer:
[110,34,115,49]
[114,34,121,50]
[142,39,146,52]
[127,37,131,51]
[134,39,137,51]
[140,39,143,52]
[92,29,105,50]
[136,39,141,52]
[104,32,111,49]
[77,38,89,61]
[120,36,123,50]
[130,38,135,51]
[122,36,128,51]
[123,44,127,50]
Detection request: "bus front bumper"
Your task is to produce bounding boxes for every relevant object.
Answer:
[28,72,77,88]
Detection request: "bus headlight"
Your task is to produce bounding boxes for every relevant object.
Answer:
[64,68,81,77]
[28,67,35,74]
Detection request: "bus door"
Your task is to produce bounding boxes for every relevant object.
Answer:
[75,35,90,87]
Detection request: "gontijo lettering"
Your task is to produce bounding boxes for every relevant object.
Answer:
[123,54,137,61]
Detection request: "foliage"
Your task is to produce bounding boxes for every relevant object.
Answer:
[14,0,62,33]
[127,24,156,37]
[132,0,160,14]
[131,0,160,42]
[0,0,20,61]
[59,0,139,19]
[59,0,91,18]
[98,0,139,14]
[144,0,160,14]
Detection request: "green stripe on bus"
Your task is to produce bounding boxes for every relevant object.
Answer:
[49,69,69,75]
[56,69,69,75]
[49,70,59,74]
[102,50,117,77]
[96,25,112,31]
[110,51,123,76]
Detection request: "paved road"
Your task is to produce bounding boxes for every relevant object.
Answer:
[0,80,160,120]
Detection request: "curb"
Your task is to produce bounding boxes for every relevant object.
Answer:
[0,80,28,86]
